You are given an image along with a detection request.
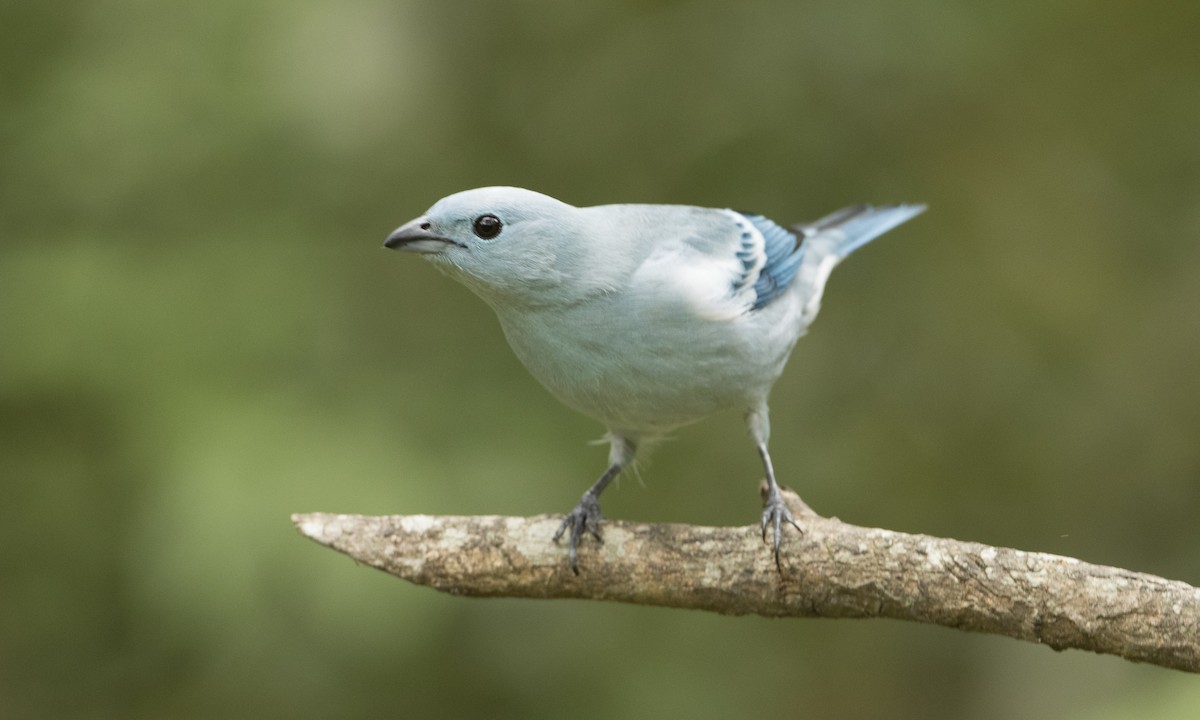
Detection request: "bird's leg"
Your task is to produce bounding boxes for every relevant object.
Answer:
[747,406,801,570]
[757,442,801,570]
[553,434,634,574]
[553,463,621,574]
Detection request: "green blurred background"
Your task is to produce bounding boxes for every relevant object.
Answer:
[3,1,1198,717]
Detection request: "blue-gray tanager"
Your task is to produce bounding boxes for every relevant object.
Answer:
[385,187,924,572]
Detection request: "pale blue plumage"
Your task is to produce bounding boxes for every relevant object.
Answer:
[384,187,925,572]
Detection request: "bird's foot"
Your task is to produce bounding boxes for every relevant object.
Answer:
[761,489,803,571]
[552,492,603,574]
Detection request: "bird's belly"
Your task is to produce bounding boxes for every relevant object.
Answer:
[496,305,792,435]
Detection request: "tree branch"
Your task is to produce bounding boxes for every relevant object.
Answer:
[292,487,1198,673]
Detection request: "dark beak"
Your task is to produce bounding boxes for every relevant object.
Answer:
[384,217,464,253]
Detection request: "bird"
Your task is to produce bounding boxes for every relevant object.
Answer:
[384,187,925,573]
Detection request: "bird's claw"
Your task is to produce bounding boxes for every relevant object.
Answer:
[761,493,802,571]
[553,493,603,574]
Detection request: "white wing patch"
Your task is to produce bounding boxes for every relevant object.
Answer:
[632,211,766,322]
[720,210,769,312]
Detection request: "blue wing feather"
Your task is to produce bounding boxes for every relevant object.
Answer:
[741,214,802,310]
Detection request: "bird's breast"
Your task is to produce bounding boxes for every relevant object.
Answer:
[492,294,801,435]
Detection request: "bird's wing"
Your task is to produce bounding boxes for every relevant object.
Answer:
[730,212,804,310]
[615,203,923,321]
[618,206,788,320]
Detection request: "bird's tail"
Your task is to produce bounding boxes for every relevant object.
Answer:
[796,203,927,259]
[792,203,926,324]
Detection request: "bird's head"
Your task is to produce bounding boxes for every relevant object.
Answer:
[385,186,593,305]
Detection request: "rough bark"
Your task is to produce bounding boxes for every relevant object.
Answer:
[292,488,1199,673]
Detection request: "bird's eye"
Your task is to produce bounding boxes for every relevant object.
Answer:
[472,214,503,239]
